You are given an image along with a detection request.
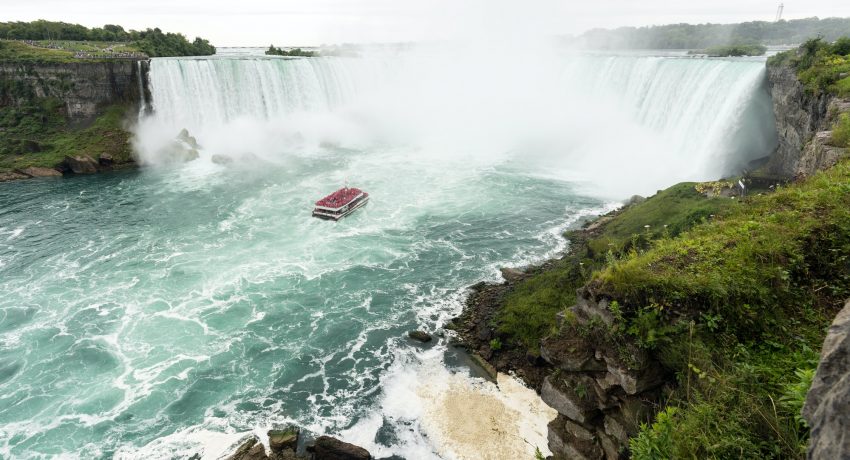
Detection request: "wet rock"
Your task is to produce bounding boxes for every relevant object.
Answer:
[407,330,432,343]
[16,167,62,178]
[268,427,299,453]
[157,129,201,164]
[499,267,526,283]
[64,155,99,174]
[307,436,370,460]
[98,153,114,166]
[0,171,28,182]
[803,300,850,460]
[212,154,235,165]
[470,353,498,381]
[226,436,269,460]
[177,128,200,149]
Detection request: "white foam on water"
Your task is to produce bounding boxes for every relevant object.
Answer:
[338,346,556,460]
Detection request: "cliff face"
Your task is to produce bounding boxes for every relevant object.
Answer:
[804,300,850,459]
[764,60,849,178]
[0,60,148,120]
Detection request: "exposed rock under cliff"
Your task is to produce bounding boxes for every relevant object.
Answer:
[804,299,850,460]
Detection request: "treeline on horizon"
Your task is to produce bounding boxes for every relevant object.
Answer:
[577,17,850,49]
[0,20,215,57]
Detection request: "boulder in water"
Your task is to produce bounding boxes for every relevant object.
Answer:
[268,427,299,453]
[63,155,99,174]
[177,128,201,149]
[307,436,371,460]
[408,330,432,343]
[98,153,114,167]
[225,436,268,460]
[212,154,235,165]
[157,130,201,164]
[500,267,526,283]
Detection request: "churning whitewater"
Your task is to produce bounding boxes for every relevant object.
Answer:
[0,49,777,459]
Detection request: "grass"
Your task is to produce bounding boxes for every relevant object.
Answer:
[594,160,850,458]
[496,183,734,351]
[0,39,142,63]
[770,37,850,97]
[0,39,82,63]
[0,101,133,171]
[832,113,850,148]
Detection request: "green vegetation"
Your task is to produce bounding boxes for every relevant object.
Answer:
[833,113,850,147]
[696,43,767,57]
[265,45,317,57]
[594,161,850,458]
[0,99,132,172]
[134,28,215,58]
[577,17,850,49]
[770,37,850,96]
[0,20,215,59]
[0,40,86,63]
[496,183,734,350]
[497,154,850,456]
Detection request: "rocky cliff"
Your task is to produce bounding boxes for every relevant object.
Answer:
[0,59,149,120]
[764,59,849,178]
[804,300,850,459]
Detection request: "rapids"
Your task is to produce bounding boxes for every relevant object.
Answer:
[0,48,777,459]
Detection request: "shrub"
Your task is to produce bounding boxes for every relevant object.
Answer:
[630,407,678,460]
[832,113,850,147]
[489,337,502,351]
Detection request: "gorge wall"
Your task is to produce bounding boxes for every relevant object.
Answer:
[0,60,148,120]
[763,57,849,178]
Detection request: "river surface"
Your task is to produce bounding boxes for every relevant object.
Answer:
[0,48,777,459]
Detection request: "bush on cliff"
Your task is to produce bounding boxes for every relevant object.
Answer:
[770,36,850,96]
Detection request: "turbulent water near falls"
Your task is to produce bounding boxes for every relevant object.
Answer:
[0,52,777,459]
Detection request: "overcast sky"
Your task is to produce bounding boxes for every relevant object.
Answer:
[4,0,850,46]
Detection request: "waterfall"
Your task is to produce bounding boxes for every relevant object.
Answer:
[136,60,148,118]
[139,52,777,197]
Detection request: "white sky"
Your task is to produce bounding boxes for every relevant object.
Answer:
[3,0,850,46]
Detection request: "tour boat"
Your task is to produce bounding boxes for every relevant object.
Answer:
[312,187,369,221]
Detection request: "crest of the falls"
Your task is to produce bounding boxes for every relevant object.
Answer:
[140,52,776,197]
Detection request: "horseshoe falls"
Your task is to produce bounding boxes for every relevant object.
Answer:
[0,51,777,459]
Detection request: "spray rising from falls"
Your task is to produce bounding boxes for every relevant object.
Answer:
[139,52,777,196]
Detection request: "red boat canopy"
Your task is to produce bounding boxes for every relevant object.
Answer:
[315,187,364,208]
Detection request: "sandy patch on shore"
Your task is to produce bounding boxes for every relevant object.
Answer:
[418,371,556,460]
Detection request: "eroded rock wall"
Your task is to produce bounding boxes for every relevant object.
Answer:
[0,60,148,120]
[764,60,849,178]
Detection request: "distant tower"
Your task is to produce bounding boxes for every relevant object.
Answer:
[775,3,784,22]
